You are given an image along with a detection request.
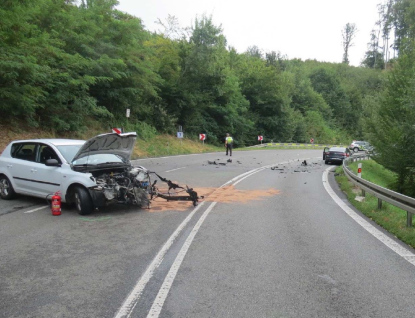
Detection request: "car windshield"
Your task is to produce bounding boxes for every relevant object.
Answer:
[72,153,125,166]
[56,145,83,163]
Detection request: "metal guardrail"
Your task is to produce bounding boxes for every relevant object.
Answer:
[343,155,415,227]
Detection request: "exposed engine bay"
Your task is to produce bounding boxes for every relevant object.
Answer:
[89,165,201,208]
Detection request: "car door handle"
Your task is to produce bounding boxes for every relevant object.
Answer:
[31,169,37,173]
[7,164,12,168]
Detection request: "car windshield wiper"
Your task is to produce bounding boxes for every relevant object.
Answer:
[95,162,125,166]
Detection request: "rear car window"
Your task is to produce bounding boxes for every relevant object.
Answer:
[329,147,346,152]
[11,143,37,162]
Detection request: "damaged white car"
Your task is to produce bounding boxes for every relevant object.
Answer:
[0,132,200,215]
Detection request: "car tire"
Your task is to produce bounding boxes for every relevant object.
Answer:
[74,186,93,215]
[0,175,16,200]
[325,160,328,164]
[353,147,359,152]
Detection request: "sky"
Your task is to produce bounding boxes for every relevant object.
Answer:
[116,0,384,67]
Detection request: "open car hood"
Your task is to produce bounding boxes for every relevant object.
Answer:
[71,132,137,163]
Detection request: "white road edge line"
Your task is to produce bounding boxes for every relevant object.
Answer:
[322,166,415,266]
[114,158,312,318]
[164,167,186,173]
[24,206,49,214]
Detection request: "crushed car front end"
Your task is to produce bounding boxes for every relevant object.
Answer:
[84,165,152,208]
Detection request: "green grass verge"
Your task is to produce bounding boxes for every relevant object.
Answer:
[335,160,415,249]
[133,135,222,158]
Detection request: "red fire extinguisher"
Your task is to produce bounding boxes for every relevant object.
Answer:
[51,191,61,216]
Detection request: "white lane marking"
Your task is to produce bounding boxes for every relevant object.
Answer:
[164,167,186,173]
[115,156,320,318]
[322,166,415,266]
[222,161,291,187]
[24,206,49,214]
[115,165,270,318]
[114,202,206,318]
[145,159,315,318]
[147,202,217,318]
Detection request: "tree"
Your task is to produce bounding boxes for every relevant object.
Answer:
[309,67,352,130]
[155,14,188,40]
[235,54,294,142]
[177,15,252,145]
[0,0,114,131]
[362,30,385,69]
[365,42,415,196]
[246,45,263,59]
[265,51,287,71]
[342,23,357,64]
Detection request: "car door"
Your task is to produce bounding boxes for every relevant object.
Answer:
[9,142,41,195]
[11,143,62,197]
[30,144,64,196]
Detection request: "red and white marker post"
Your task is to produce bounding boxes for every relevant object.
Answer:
[199,134,206,145]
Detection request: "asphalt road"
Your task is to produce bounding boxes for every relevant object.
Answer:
[1,149,415,318]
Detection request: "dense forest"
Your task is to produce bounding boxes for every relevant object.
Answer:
[1,0,414,194]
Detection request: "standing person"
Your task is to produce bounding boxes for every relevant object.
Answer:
[225,133,233,156]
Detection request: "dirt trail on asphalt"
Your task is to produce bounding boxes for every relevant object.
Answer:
[148,185,281,212]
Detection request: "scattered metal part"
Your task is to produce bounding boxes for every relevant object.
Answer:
[151,172,203,206]
[207,160,229,166]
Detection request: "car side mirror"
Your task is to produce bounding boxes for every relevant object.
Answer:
[45,159,61,167]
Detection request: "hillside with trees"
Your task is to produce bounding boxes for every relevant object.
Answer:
[1,0,414,195]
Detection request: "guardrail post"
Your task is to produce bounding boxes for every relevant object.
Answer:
[407,212,413,227]
[378,198,382,210]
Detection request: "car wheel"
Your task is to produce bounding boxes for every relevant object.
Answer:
[74,186,93,215]
[353,147,359,152]
[0,175,16,200]
[325,160,328,164]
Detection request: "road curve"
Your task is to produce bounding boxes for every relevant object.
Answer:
[1,149,415,318]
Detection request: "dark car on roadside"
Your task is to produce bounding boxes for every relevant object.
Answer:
[324,146,351,165]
